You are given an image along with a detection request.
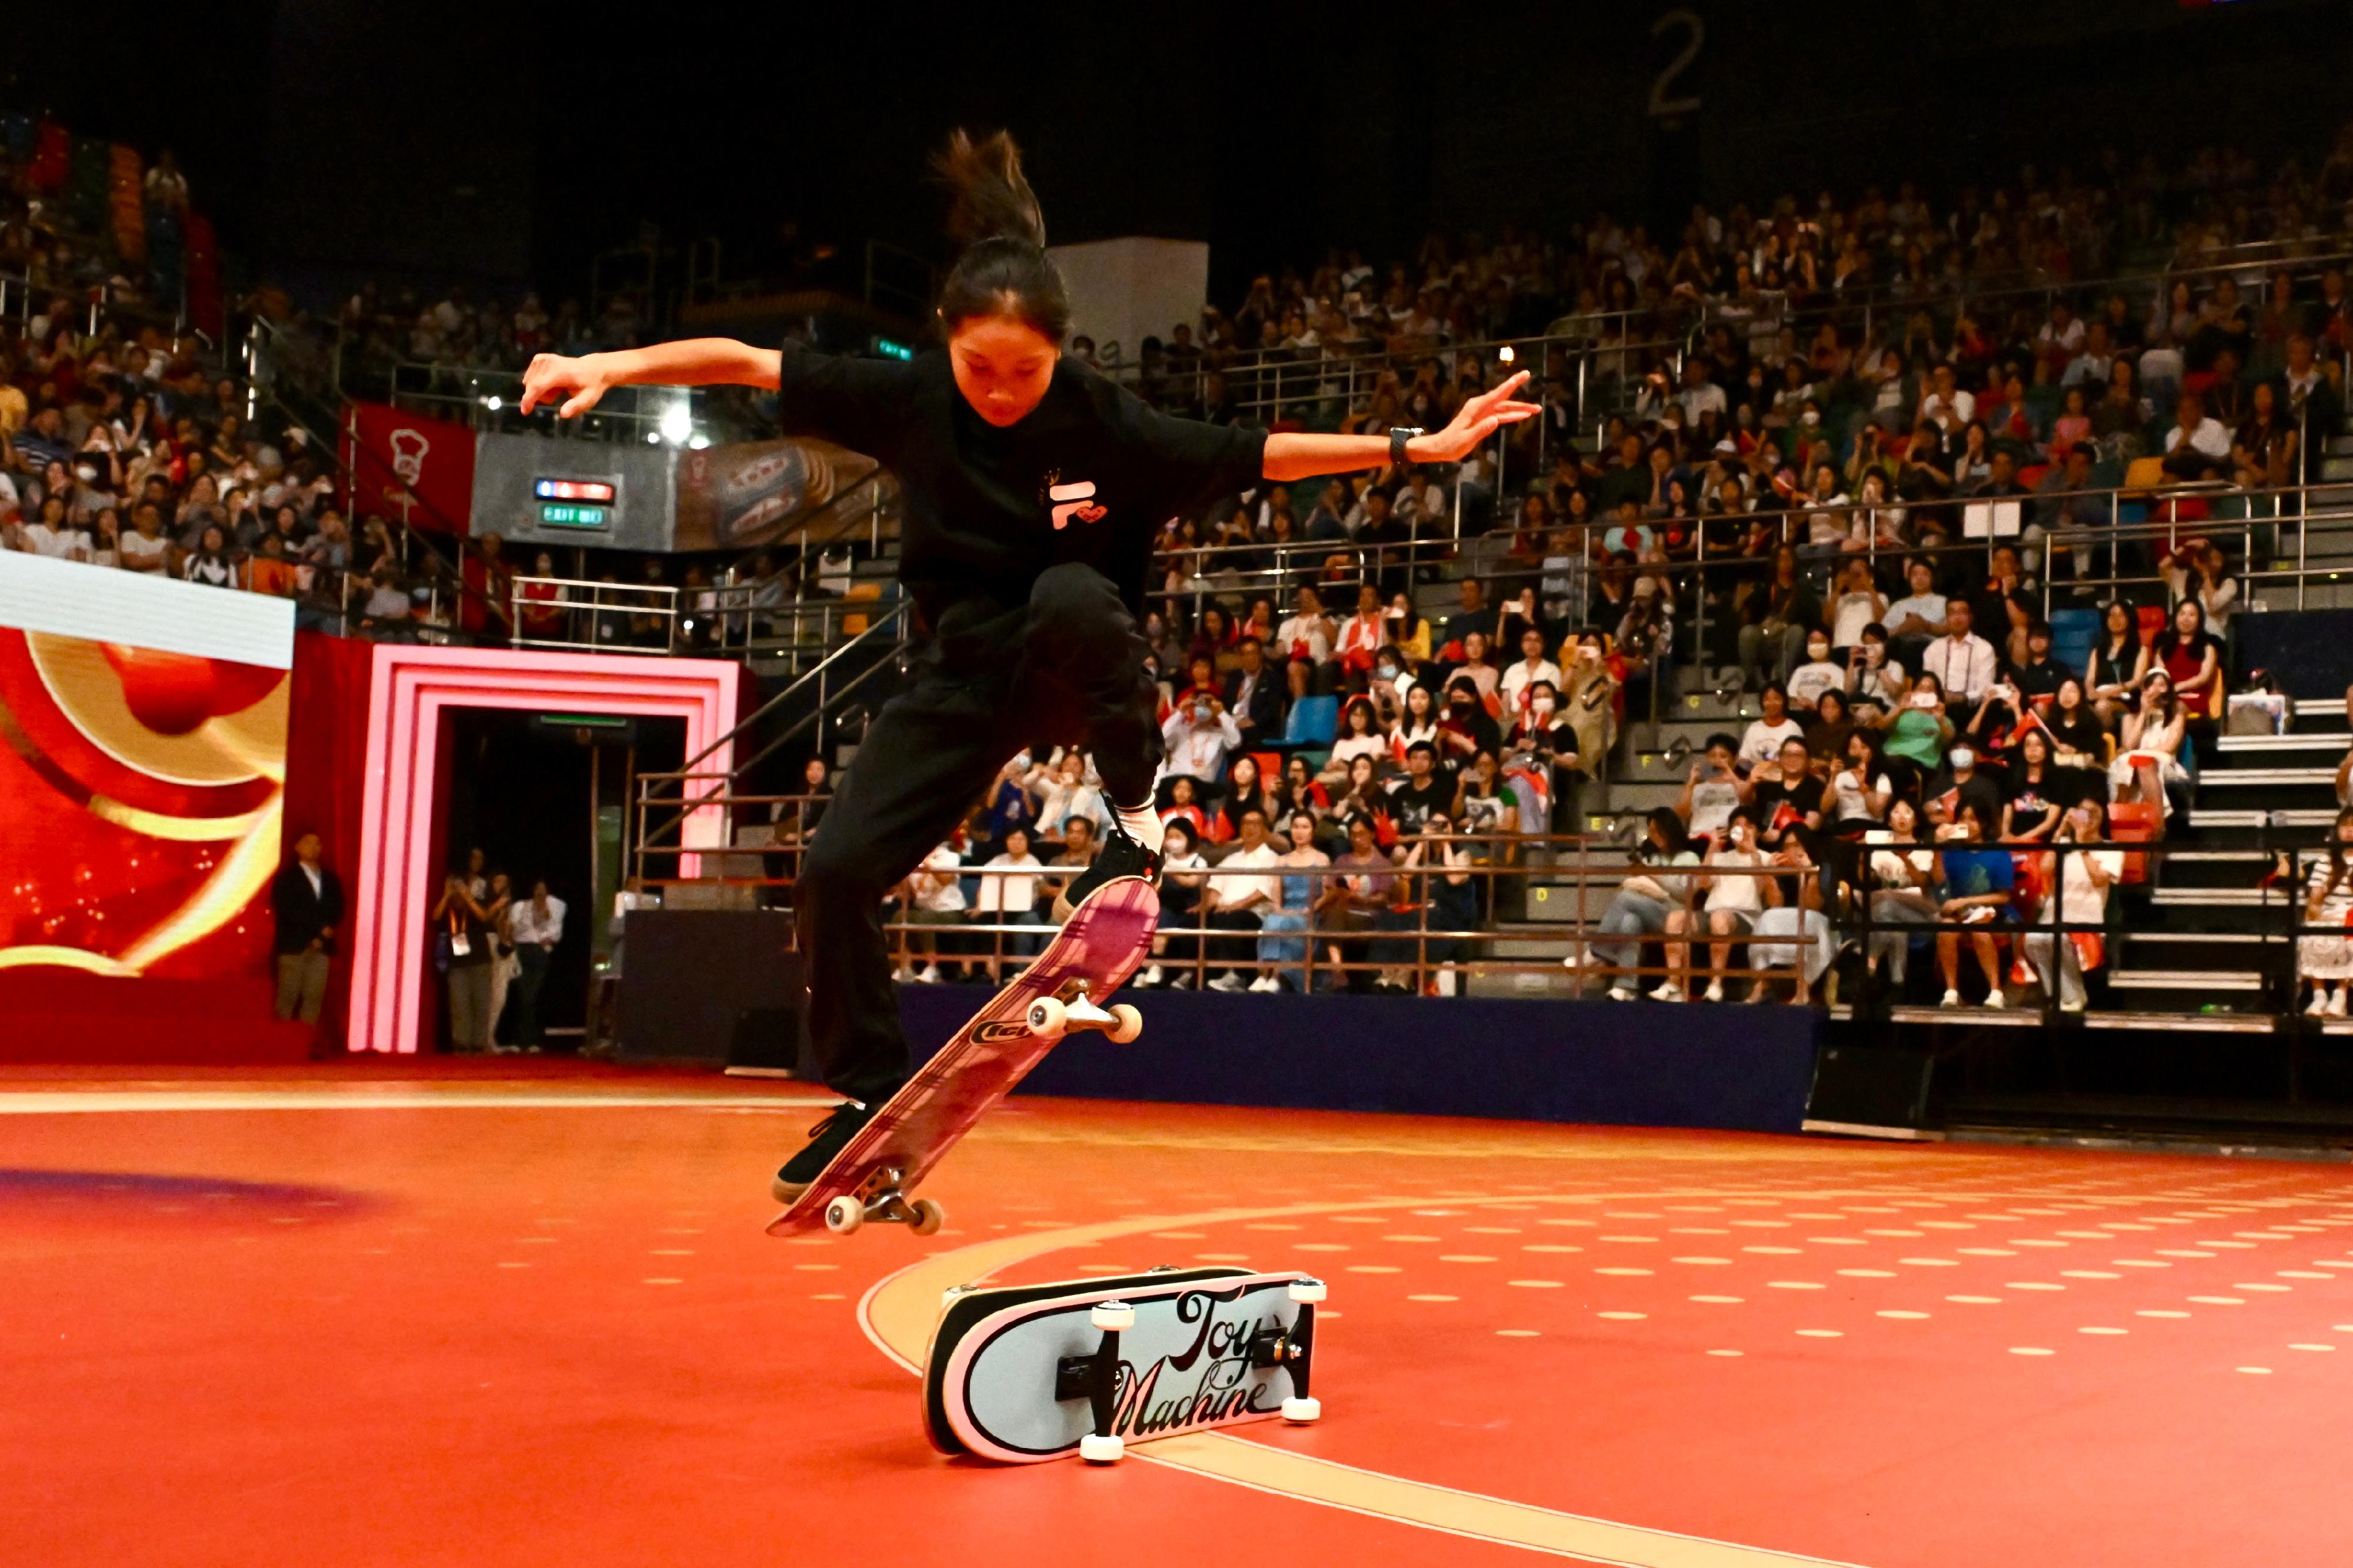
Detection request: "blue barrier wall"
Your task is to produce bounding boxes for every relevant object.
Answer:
[896,987,1818,1134]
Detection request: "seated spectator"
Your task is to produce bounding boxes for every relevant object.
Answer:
[1935,800,2015,1009]
[1787,631,1847,713]
[119,502,172,574]
[1437,675,1501,763]
[1831,725,1894,832]
[1277,585,1337,698]
[2149,597,2225,723]
[1497,624,1564,720]
[1882,556,1948,672]
[1391,683,1444,767]
[1136,819,1209,988]
[2298,808,2353,1017]
[1662,810,1771,1003]
[1678,732,1744,843]
[1318,815,1397,993]
[1851,622,1908,709]
[1588,809,1701,999]
[1862,798,1939,996]
[1878,671,1955,793]
[1201,808,1281,990]
[1735,545,1817,689]
[897,836,969,983]
[1383,740,1452,837]
[1158,774,1212,841]
[2008,621,2068,712]
[182,523,234,587]
[1805,687,1858,770]
[1919,598,1999,725]
[1223,636,1287,744]
[2085,600,2149,731]
[2159,391,2231,481]
[1162,688,1243,791]
[2165,542,2240,636]
[1043,816,1099,906]
[1748,833,1835,1004]
[1032,752,1107,846]
[2022,799,2119,1013]
[2231,380,2297,491]
[1252,810,1328,993]
[246,532,300,598]
[2045,677,2111,772]
[1825,555,1887,657]
[1739,683,1803,766]
[1334,582,1387,681]
[1744,735,1826,861]
[1319,698,1389,787]
[2111,669,2192,819]
[1380,811,1479,993]
[2001,729,2067,843]
[970,827,1045,981]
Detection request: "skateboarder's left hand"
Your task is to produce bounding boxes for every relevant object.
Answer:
[1415,371,1541,463]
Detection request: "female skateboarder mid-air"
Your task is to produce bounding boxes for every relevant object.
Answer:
[519,131,1537,1198]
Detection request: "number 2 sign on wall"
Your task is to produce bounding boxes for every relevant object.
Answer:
[1649,8,1704,124]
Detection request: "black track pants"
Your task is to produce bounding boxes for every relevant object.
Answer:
[794,564,1160,1103]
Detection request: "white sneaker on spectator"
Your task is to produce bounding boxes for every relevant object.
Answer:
[2329,989,2348,1019]
[1984,989,2005,1010]
[1648,982,1685,1002]
[2306,990,2329,1016]
[1209,972,1249,992]
[1606,985,1636,1002]
[918,964,942,984]
[893,965,914,983]
[1136,964,1164,988]
[1168,971,1195,989]
[1702,981,1725,1003]
[1247,975,1279,993]
[1939,989,1961,1006]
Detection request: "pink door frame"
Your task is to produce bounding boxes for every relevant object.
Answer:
[345,644,739,1053]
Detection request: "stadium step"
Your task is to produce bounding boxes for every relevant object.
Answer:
[2107,970,2269,992]
[2148,886,2285,907]
[2215,733,2346,755]
[2192,767,2337,787]
[2122,930,2274,946]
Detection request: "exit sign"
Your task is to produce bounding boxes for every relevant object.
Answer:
[872,336,914,361]
[538,502,609,529]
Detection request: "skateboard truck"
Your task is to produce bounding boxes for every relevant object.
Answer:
[821,1165,946,1238]
[1076,1301,1135,1463]
[1024,980,1143,1043]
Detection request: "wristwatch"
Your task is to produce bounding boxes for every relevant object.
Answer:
[1390,426,1425,466]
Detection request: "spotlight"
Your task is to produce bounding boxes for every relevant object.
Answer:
[1499,345,1515,364]
[659,404,693,444]
[687,432,711,450]
[485,395,503,411]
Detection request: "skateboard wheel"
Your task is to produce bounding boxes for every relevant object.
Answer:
[823,1195,864,1235]
[1281,1396,1321,1423]
[908,1197,945,1236]
[1106,1003,1142,1043]
[1288,1278,1327,1304]
[1078,1433,1125,1464]
[1089,1301,1136,1332]
[1025,996,1068,1037]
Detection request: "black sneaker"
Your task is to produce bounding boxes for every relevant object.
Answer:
[770,1101,878,1203]
[1052,819,1162,920]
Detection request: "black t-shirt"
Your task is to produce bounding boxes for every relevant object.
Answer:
[2004,768,2064,835]
[1942,770,2007,837]
[2009,654,2067,706]
[1385,777,1452,836]
[2044,710,2106,763]
[1752,773,1827,845]
[771,344,1267,624]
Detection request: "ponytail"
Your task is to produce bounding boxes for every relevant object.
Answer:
[932,129,1070,343]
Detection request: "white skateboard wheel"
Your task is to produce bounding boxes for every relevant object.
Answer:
[1090,1301,1136,1332]
[1026,996,1068,1037]
[1078,1433,1125,1464]
[1106,1003,1142,1043]
[1288,1279,1327,1303]
[908,1197,945,1236]
[823,1195,863,1235]
[1281,1396,1321,1423]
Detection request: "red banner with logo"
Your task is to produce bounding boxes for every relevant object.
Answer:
[342,402,476,536]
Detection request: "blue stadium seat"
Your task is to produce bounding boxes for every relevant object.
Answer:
[2048,607,2099,678]
[1286,695,1339,745]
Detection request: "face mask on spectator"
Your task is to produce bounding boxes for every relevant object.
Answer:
[1949,748,1975,770]
[1807,640,1829,661]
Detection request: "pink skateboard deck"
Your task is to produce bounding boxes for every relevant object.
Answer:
[768,876,1158,1237]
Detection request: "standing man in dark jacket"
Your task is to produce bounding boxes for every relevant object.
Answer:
[271,832,344,1027]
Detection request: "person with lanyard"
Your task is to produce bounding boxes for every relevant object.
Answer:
[432,862,498,1052]
[521,130,1539,1196]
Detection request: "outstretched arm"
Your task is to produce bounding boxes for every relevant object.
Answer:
[519,340,780,418]
[1261,371,1540,482]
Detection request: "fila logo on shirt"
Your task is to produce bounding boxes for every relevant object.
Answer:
[1045,475,1108,530]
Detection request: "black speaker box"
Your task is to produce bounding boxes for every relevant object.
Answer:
[1802,1044,1939,1139]
[617,910,805,1069]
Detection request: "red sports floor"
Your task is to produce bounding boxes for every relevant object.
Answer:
[6,1062,2352,1566]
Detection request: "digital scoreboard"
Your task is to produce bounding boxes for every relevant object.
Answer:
[532,476,618,531]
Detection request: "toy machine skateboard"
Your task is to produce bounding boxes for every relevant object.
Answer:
[768,876,1158,1239]
[923,1266,1328,1464]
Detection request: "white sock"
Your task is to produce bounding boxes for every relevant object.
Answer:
[1114,800,1165,853]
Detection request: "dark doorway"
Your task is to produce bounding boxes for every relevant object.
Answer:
[439,709,685,1049]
